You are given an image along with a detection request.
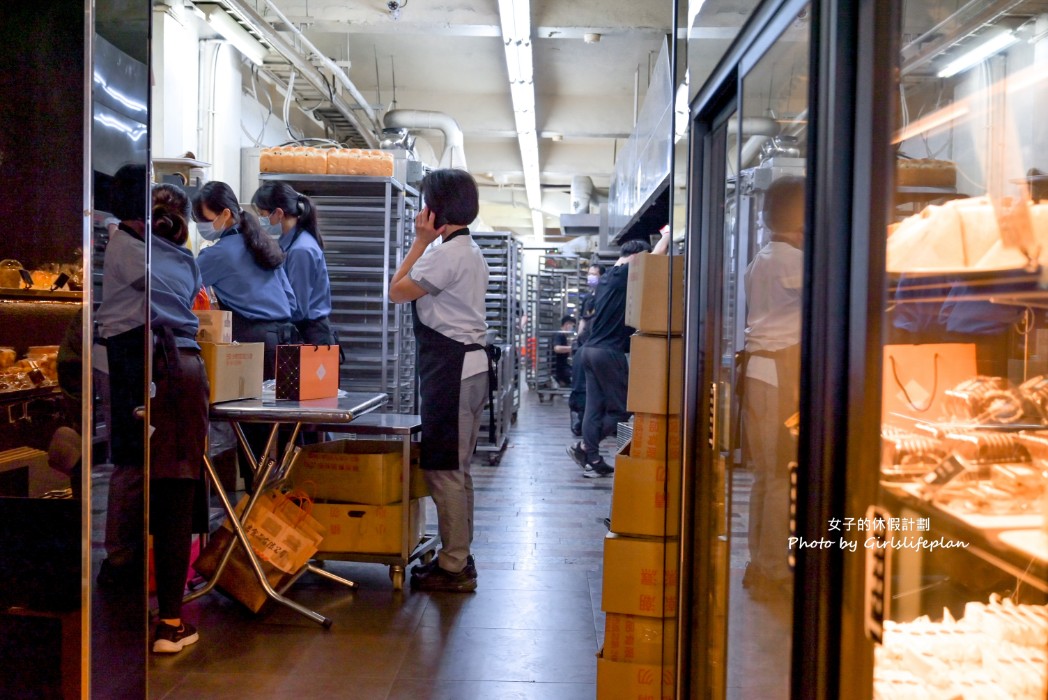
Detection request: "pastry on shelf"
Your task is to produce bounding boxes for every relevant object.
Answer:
[896,157,957,188]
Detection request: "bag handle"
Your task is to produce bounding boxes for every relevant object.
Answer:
[274,488,315,528]
[888,352,939,413]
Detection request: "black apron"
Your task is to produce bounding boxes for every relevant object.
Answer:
[412,229,500,471]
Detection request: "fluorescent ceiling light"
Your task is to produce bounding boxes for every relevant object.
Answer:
[93,71,147,114]
[532,210,545,243]
[937,31,1018,78]
[498,0,542,223]
[199,4,268,66]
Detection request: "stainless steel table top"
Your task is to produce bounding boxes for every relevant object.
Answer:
[209,392,388,423]
[315,412,422,435]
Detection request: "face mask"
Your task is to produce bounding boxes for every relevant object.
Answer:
[196,220,221,242]
[587,274,600,287]
[260,216,283,239]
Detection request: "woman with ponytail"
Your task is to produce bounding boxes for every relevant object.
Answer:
[251,181,337,346]
[192,180,297,380]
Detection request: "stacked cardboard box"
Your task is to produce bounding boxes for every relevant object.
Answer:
[288,440,427,555]
[597,252,684,697]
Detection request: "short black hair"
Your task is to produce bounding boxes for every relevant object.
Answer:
[620,239,653,257]
[111,163,148,221]
[763,175,806,234]
[420,169,480,226]
[561,314,576,326]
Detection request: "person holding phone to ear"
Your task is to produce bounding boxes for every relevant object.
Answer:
[389,169,491,593]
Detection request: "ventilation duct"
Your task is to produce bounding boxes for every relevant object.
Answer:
[383,110,467,169]
[570,175,594,214]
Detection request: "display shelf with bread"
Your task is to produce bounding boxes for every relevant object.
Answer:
[259,146,396,179]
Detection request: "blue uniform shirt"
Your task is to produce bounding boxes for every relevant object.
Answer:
[151,235,202,349]
[197,227,296,321]
[280,228,332,322]
[97,229,147,339]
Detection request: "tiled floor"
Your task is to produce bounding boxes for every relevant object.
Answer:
[145,387,616,699]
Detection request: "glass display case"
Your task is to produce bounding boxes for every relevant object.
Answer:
[869,1,1048,698]
[682,0,1046,698]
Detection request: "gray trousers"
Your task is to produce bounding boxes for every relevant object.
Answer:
[743,377,793,581]
[423,371,488,574]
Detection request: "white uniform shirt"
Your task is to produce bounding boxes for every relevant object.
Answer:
[743,240,803,387]
[410,234,490,379]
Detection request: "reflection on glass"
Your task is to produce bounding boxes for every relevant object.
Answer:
[0,2,89,697]
[716,8,809,699]
[91,4,151,697]
[876,2,1048,698]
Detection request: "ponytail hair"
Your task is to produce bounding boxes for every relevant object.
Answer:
[239,208,286,270]
[152,183,191,246]
[194,180,285,270]
[251,180,324,249]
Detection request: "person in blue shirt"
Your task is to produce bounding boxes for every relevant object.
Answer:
[192,181,296,380]
[251,181,337,347]
[148,183,210,654]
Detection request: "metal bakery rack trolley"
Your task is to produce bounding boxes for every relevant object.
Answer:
[259,173,418,414]
[471,231,522,464]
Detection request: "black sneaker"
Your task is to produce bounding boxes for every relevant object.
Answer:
[152,621,199,653]
[582,459,614,478]
[411,554,476,581]
[410,565,477,593]
[566,442,589,469]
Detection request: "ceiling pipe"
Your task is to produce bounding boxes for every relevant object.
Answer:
[260,0,378,125]
[219,0,379,146]
[570,175,594,213]
[384,109,468,169]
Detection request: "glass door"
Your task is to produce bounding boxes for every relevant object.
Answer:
[685,5,811,697]
[864,1,1048,697]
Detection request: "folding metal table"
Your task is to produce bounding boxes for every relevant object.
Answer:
[185,392,387,628]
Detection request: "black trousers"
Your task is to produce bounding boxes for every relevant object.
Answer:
[150,478,196,620]
[579,346,630,463]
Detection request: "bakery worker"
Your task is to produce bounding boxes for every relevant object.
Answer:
[251,181,337,346]
[96,163,151,588]
[192,180,297,380]
[740,174,805,597]
[389,168,492,593]
[146,183,211,654]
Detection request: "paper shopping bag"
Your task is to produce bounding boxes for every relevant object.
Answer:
[276,344,339,400]
[192,528,294,613]
[225,491,327,574]
[882,343,977,425]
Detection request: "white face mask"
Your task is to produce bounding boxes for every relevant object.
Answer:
[196,220,221,242]
[260,215,283,239]
[587,274,600,287]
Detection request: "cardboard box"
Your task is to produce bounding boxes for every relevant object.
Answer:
[289,439,428,505]
[602,614,678,664]
[601,533,678,617]
[596,655,674,700]
[610,452,681,537]
[193,310,232,344]
[199,342,265,404]
[631,413,681,460]
[276,344,339,400]
[625,252,684,335]
[627,334,683,414]
[313,499,425,554]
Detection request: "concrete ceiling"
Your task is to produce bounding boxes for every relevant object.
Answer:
[252,0,758,241]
